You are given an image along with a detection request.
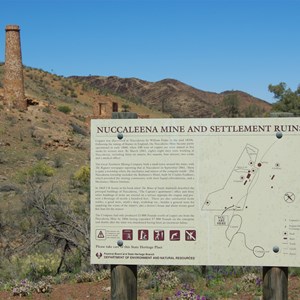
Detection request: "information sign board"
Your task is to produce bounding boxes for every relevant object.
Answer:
[90,118,300,266]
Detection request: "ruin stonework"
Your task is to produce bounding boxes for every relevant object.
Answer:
[85,95,119,127]
[92,95,118,119]
[4,25,27,110]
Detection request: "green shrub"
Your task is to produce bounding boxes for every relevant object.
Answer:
[34,279,52,294]
[28,161,54,177]
[98,269,111,280]
[42,106,51,113]
[69,165,90,193]
[75,271,98,283]
[138,266,153,280]
[62,248,83,273]
[11,252,60,281]
[12,278,53,296]
[70,122,87,136]
[75,269,110,283]
[155,268,180,290]
[17,161,55,183]
[70,91,78,98]
[34,150,46,161]
[73,165,90,186]
[289,267,300,276]
[58,105,71,114]
[12,279,34,296]
[54,272,71,284]
[53,155,63,168]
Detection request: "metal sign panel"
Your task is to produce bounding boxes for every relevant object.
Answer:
[90,118,300,266]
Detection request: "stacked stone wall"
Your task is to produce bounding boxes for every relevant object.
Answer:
[92,95,117,119]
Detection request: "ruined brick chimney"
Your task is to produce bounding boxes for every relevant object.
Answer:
[4,25,27,110]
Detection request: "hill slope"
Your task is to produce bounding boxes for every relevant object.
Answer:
[0,64,273,208]
[71,75,272,118]
[0,64,273,190]
[0,64,172,207]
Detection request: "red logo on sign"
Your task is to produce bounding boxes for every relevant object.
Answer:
[185,230,196,241]
[122,229,133,240]
[138,230,149,240]
[154,230,164,241]
[170,230,180,241]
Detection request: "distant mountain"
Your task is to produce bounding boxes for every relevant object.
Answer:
[71,75,272,118]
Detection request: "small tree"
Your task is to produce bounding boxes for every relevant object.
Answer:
[269,82,300,115]
[244,104,264,117]
[215,94,241,117]
[71,165,90,193]
[121,104,130,112]
[17,161,55,183]
[20,180,90,275]
[73,165,90,186]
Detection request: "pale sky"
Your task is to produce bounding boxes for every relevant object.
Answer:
[1,0,299,103]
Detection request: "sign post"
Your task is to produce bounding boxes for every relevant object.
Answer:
[110,112,138,300]
[111,264,137,300]
[262,113,292,300]
[263,267,288,299]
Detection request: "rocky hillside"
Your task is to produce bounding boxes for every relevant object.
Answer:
[71,75,272,118]
[0,64,273,203]
[0,64,274,194]
[0,62,272,119]
[0,64,273,191]
[0,64,171,192]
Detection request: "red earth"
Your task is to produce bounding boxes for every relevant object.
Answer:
[0,276,300,299]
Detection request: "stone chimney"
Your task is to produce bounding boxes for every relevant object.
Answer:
[4,25,27,110]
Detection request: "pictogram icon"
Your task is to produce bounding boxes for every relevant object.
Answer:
[96,229,106,240]
[170,230,180,241]
[138,230,149,240]
[154,230,164,241]
[185,230,196,241]
[122,229,133,240]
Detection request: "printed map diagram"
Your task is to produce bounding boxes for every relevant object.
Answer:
[202,141,289,258]
[203,144,260,212]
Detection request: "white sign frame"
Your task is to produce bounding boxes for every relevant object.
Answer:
[91,118,300,266]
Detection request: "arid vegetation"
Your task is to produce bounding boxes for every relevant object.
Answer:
[0,63,300,298]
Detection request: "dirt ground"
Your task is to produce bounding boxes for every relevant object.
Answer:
[0,276,299,300]
[0,281,111,300]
